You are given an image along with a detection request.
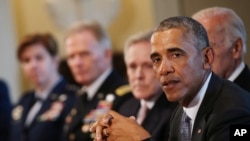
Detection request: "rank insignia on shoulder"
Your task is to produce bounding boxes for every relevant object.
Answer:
[12,105,23,121]
[115,85,131,96]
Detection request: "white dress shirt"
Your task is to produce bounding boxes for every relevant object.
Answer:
[228,62,245,82]
[83,67,112,100]
[183,72,212,133]
[25,77,61,126]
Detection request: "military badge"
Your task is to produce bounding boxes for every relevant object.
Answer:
[39,101,64,121]
[82,94,115,127]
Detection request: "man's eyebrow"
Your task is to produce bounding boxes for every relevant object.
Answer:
[150,52,159,59]
[150,47,185,59]
[167,47,185,53]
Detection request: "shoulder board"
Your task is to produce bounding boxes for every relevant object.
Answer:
[115,85,131,96]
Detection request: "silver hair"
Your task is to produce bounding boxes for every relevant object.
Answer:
[192,7,247,54]
[124,30,153,55]
[65,20,111,50]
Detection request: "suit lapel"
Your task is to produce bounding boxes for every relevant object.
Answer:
[192,74,222,140]
[169,105,183,141]
[142,94,165,132]
[20,93,36,130]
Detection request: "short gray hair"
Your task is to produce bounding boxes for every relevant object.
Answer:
[155,16,209,51]
[192,7,247,54]
[65,20,111,49]
[124,30,153,55]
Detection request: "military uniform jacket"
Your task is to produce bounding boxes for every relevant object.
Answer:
[169,74,250,141]
[10,78,76,141]
[65,70,131,141]
[118,93,177,141]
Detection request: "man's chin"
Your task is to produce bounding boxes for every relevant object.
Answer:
[134,93,153,100]
[165,94,180,103]
[76,78,93,86]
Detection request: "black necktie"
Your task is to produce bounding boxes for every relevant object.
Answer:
[180,112,191,141]
[77,88,88,102]
[81,92,88,102]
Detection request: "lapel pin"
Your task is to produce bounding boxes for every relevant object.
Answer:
[197,129,202,134]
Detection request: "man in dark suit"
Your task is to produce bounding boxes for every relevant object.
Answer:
[0,79,12,141]
[90,16,250,141]
[10,33,76,141]
[118,31,177,141]
[192,7,250,92]
[63,20,131,141]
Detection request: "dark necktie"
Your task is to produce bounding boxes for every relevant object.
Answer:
[180,112,191,141]
[77,88,88,102]
[81,92,88,102]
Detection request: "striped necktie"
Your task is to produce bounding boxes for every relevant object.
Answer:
[180,112,191,141]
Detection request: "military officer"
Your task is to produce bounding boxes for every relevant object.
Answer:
[63,20,131,141]
[10,33,76,141]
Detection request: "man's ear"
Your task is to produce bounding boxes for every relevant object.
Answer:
[232,38,243,59]
[203,47,214,69]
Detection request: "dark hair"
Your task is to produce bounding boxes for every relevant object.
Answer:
[155,16,209,51]
[17,33,58,60]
